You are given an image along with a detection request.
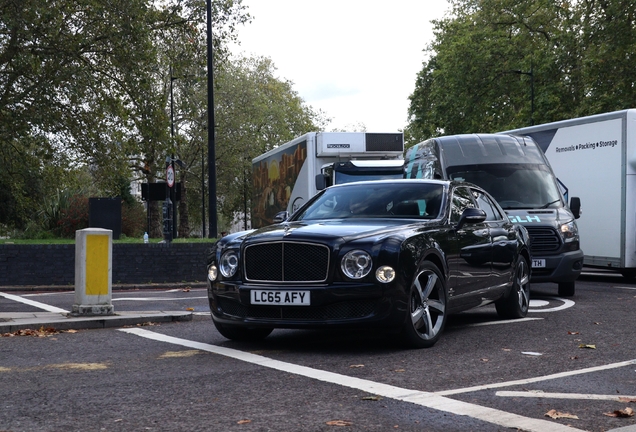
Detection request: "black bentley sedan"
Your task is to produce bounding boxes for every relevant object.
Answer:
[206,179,531,348]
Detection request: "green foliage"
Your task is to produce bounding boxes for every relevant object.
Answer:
[122,200,147,238]
[213,55,328,227]
[57,195,90,238]
[406,0,636,146]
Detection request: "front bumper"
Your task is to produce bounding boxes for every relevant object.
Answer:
[530,249,584,283]
[208,280,406,330]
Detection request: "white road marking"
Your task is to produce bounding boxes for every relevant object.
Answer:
[528,297,575,313]
[466,317,543,327]
[112,297,207,301]
[496,390,636,401]
[0,291,68,314]
[436,359,636,396]
[615,286,636,291]
[530,300,549,307]
[119,327,581,432]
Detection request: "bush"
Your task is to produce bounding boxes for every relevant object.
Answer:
[122,200,146,238]
[57,195,89,238]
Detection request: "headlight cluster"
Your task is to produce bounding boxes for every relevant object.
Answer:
[219,251,239,277]
[341,249,395,283]
[559,220,579,243]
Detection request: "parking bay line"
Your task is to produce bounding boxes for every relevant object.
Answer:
[120,327,581,432]
[435,359,636,396]
[0,291,68,314]
[496,391,636,401]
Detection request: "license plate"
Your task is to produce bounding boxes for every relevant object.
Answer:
[250,290,310,306]
[532,259,546,268]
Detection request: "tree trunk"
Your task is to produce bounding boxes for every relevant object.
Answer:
[178,171,190,237]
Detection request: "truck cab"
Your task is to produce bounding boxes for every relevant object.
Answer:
[405,133,583,296]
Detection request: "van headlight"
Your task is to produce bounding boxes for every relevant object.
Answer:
[219,251,239,278]
[559,220,579,243]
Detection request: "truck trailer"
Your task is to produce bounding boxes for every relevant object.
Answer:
[504,109,636,279]
[251,132,404,228]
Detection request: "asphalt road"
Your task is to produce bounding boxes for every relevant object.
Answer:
[1,272,635,432]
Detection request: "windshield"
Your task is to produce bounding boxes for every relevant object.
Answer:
[334,171,405,184]
[295,182,444,221]
[447,164,562,210]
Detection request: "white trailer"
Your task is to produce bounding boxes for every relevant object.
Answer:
[251,132,404,228]
[504,109,636,278]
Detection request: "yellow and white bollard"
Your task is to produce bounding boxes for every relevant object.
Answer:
[72,228,114,316]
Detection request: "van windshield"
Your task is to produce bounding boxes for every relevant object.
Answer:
[447,164,563,210]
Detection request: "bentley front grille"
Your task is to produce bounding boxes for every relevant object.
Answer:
[244,242,330,283]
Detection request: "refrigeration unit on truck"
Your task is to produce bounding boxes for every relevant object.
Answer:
[251,132,404,228]
[405,133,583,296]
[504,109,636,279]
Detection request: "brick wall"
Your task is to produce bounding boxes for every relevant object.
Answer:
[0,243,213,287]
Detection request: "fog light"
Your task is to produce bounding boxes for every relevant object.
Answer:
[208,265,218,281]
[376,266,395,283]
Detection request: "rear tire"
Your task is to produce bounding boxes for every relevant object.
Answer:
[496,255,530,319]
[401,261,447,349]
[558,281,575,297]
[213,320,273,341]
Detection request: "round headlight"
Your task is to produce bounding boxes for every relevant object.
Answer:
[375,266,396,283]
[207,264,218,281]
[219,251,239,278]
[341,250,373,279]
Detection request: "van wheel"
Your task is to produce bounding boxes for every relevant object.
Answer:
[401,262,447,349]
[558,281,575,297]
[496,255,530,319]
[213,321,273,341]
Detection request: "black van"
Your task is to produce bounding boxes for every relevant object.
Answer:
[405,133,583,296]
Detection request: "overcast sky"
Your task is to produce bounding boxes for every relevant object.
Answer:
[228,1,451,133]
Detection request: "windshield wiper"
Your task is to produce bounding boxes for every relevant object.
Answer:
[540,199,560,209]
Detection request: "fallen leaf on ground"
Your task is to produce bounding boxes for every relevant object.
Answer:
[545,409,579,420]
[567,331,580,335]
[593,322,602,325]
[578,344,596,349]
[502,348,511,351]
[618,397,636,403]
[237,419,251,424]
[604,407,634,418]
[1,327,60,337]
[362,396,381,401]
[182,287,191,292]
[326,420,353,426]
[394,369,405,372]
[349,364,364,368]
[186,307,194,311]
[481,358,489,362]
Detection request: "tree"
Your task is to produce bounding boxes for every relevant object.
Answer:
[0,0,249,235]
[212,55,328,230]
[406,0,636,147]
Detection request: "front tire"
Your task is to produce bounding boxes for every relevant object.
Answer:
[496,255,530,319]
[557,281,575,297]
[401,262,447,349]
[213,320,273,341]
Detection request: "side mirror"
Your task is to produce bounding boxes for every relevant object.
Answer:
[273,211,289,224]
[315,174,328,191]
[456,208,486,230]
[570,197,581,219]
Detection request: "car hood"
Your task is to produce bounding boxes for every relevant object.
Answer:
[240,219,431,244]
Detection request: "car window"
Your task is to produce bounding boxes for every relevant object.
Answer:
[472,189,503,221]
[295,183,445,220]
[450,186,475,223]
